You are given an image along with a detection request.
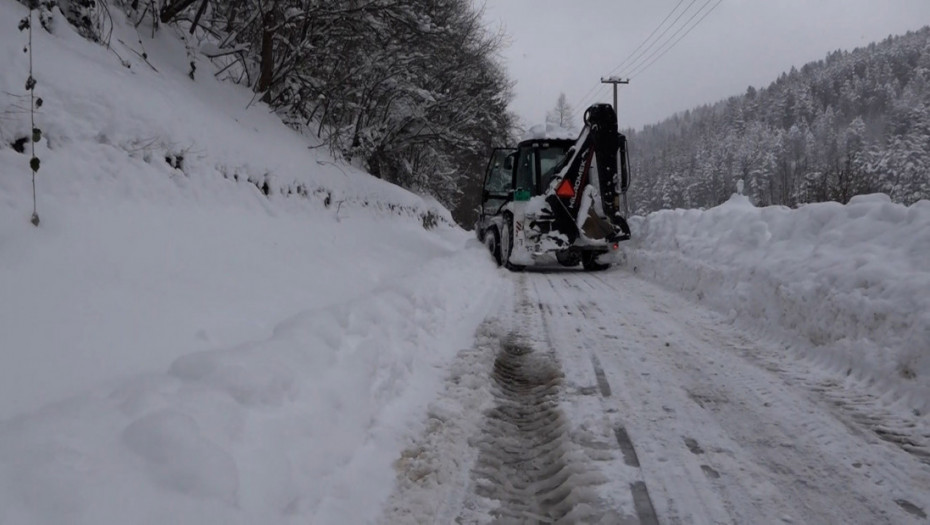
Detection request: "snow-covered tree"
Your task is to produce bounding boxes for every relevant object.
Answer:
[629,27,930,213]
[546,92,576,131]
[120,0,516,214]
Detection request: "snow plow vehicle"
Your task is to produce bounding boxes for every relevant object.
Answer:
[476,103,631,271]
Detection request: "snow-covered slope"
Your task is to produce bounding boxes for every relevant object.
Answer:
[626,193,930,414]
[0,2,502,523]
[2,1,928,523]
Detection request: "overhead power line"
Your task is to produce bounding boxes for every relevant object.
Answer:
[626,0,723,79]
[573,0,723,116]
[608,0,699,79]
[576,0,690,109]
[575,0,698,111]
[604,0,688,80]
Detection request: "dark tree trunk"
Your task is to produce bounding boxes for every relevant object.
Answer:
[160,0,199,23]
[368,147,385,179]
[256,6,276,98]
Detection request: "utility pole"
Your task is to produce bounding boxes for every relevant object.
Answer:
[600,76,629,120]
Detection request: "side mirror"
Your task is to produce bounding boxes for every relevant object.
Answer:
[482,189,490,201]
[503,154,515,171]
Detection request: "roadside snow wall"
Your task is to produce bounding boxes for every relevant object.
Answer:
[625,193,930,413]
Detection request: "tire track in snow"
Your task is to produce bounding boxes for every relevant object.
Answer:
[615,264,930,469]
[379,282,519,524]
[387,263,928,523]
[471,337,594,522]
[583,269,930,524]
[533,274,661,525]
[675,306,930,469]
[383,274,620,523]
[467,275,613,523]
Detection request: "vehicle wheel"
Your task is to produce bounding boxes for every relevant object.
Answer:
[501,214,525,271]
[581,251,610,272]
[485,228,502,266]
[556,249,581,267]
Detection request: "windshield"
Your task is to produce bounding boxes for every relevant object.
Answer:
[516,142,568,195]
[518,144,571,195]
[510,142,572,196]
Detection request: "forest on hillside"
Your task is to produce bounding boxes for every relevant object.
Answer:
[628,27,930,214]
[17,1,929,222]
[14,0,516,214]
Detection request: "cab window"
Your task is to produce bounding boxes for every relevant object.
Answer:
[515,147,536,194]
[483,149,514,197]
[539,147,568,191]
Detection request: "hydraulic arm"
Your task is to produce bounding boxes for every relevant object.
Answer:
[543,103,631,244]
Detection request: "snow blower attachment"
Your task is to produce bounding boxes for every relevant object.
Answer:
[476,103,632,271]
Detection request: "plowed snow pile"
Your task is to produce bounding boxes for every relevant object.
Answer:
[627,193,930,413]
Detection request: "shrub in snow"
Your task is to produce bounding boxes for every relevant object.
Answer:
[18,0,108,41]
[421,210,439,230]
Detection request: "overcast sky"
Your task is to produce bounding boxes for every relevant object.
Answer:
[480,0,930,131]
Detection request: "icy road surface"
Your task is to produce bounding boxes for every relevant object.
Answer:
[382,268,930,524]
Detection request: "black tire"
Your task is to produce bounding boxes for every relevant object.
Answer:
[501,214,525,271]
[556,249,582,267]
[485,228,502,266]
[581,251,610,272]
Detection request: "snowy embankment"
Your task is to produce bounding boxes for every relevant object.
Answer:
[626,194,930,413]
[0,2,500,523]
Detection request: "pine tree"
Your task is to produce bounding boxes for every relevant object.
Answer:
[629,27,930,213]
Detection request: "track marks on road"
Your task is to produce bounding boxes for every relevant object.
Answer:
[613,426,640,468]
[590,353,612,398]
[896,498,928,519]
[534,275,671,524]
[663,286,930,470]
[584,270,930,524]
[471,336,609,523]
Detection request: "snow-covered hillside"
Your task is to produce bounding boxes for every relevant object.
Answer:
[2,1,928,523]
[0,2,502,523]
[0,1,483,416]
[626,193,930,414]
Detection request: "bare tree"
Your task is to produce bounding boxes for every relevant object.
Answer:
[546,92,576,131]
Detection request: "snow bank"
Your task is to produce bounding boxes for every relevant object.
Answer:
[0,236,499,524]
[625,193,930,413]
[0,1,503,523]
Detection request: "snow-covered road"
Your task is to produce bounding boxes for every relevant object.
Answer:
[383,268,930,524]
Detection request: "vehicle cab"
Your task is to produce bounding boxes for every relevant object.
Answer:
[476,104,630,271]
[476,127,576,267]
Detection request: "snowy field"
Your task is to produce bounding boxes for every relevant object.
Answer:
[626,193,930,415]
[1,0,928,523]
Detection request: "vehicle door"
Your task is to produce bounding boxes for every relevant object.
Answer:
[480,148,517,220]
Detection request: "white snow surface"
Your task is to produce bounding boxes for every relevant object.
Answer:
[0,3,501,524]
[1,1,928,523]
[626,193,930,414]
[521,123,577,142]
